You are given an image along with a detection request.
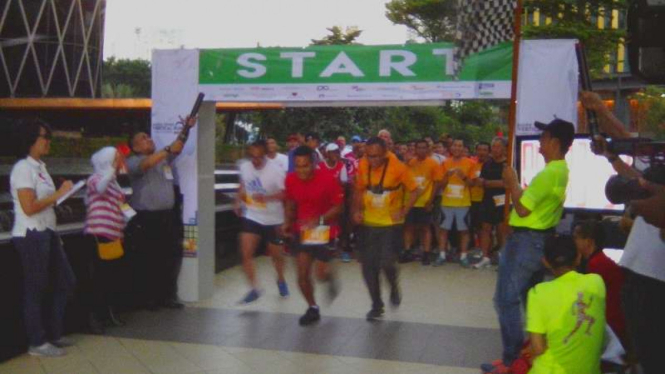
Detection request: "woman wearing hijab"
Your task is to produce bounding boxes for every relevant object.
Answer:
[84,146,128,334]
[10,119,76,357]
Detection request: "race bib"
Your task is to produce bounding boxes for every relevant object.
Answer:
[301,225,330,245]
[368,191,389,209]
[493,194,506,207]
[163,165,174,180]
[246,195,267,209]
[415,176,426,188]
[445,184,464,199]
[121,203,137,220]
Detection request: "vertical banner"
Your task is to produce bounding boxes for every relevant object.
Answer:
[516,40,579,135]
[153,49,214,302]
[152,50,199,257]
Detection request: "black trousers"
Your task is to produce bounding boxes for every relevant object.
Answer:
[359,225,402,310]
[125,209,182,306]
[621,269,665,374]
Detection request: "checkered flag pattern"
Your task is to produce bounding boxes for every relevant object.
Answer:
[454,0,516,74]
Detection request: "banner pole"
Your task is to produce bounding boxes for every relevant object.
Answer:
[504,0,524,218]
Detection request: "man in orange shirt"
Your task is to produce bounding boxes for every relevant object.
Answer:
[435,139,476,267]
[353,137,418,321]
[403,139,443,265]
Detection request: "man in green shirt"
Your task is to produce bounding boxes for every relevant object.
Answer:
[527,235,606,374]
[482,119,574,374]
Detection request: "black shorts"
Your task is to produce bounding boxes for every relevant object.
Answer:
[291,241,334,262]
[470,202,483,230]
[240,218,284,245]
[406,207,433,225]
[480,200,506,225]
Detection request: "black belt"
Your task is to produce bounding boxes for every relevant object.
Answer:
[511,226,555,234]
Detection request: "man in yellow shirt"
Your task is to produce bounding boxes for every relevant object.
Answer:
[470,142,490,253]
[353,137,418,321]
[435,139,476,267]
[526,235,605,374]
[482,119,574,374]
[403,139,443,266]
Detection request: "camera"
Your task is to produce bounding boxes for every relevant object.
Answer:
[604,138,665,204]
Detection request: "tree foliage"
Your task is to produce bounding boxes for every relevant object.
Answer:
[523,0,627,76]
[385,0,457,42]
[102,57,151,97]
[632,86,665,140]
[311,26,363,45]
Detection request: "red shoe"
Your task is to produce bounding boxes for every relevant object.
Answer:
[481,360,513,374]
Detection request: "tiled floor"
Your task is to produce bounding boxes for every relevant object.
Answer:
[0,256,501,374]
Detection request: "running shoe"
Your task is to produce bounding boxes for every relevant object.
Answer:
[239,289,261,304]
[473,257,492,269]
[341,252,352,263]
[433,254,447,267]
[460,256,470,268]
[481,360,513,374]
[28,343,66,357]
[398,250,414,263]
[421,253,431,266]
[277,281,290,297]
[51,337,74,348]
[299,307,321,326]
[366,308,385,321]
[390,287,402,308]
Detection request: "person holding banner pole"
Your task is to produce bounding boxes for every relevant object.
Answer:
[283,146,344,326]
[482,119,573,374]
[125,115,196,311]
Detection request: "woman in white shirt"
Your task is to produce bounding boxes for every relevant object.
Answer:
[10,119,75,357]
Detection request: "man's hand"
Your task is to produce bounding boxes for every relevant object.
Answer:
[57,180,74,197]
[502,166,519,187]
[353,210,363,225]
[391,208,406,222]
[301,217,318,231]
[279,223,292,238]
[630,179,665,229]
[233,200,242,217]
[178,115,198,129]
[590,135,611,157]
[170,140,184,155]
[580,91,608,113]
[425,201,434,212]
[252,193,267,204]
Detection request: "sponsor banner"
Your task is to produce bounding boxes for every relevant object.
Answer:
[516,40,579,135]
[198,42,513,103]
[152,49,200,257]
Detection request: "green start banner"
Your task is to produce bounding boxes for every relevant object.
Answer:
[197,42,513,104]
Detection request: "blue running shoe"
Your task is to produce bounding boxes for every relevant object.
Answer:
[239,289,261,304]
[278,281,289,297]
[341,252,352,263]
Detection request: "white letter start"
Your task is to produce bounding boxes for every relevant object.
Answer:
[237,53,267,78]
[320,52,365,78]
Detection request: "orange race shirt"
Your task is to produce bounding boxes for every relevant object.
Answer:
[408,157,443,208]
[356,154,417,227]
[470,160,484,203]
[440,157,475,207]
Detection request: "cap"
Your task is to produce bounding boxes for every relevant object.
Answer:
[287,134,299,141]
[351,135,362,143]
[534,118,575,151]
[325,143,340,152]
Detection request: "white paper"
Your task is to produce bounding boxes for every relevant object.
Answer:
[56,180,85,206]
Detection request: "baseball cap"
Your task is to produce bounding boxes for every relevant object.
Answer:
[325,143,340,152]
[287,134,299,141]
[351,135,362,143]
[534,118,575,151]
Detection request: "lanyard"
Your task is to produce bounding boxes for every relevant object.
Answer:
[368,158,389,193]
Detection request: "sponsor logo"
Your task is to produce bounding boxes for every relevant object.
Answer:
[318,94,326,98]
[351,85,365,92]
[260,87,275,91]
[478,83,495,89]
[317,85,330,91]
[223,94,239,98]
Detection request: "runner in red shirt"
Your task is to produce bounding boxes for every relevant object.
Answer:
[318,143,349,184]
[284,146,344,326]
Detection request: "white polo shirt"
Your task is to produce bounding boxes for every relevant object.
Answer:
[10,157,57,237]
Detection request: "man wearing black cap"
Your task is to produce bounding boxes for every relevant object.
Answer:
[482,118,574,374]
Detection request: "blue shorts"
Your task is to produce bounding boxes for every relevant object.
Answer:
[439,207,470,231]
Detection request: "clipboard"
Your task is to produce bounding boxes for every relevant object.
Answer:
[56,180,85,206]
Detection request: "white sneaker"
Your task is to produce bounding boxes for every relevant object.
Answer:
[28,343,66,357]
[473,257,492,269]
[51,337,74,348]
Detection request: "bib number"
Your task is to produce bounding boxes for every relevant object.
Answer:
[121,203,137,220]
[493,194,506,207]
[301,226,330,245]
[163,165,174,180]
